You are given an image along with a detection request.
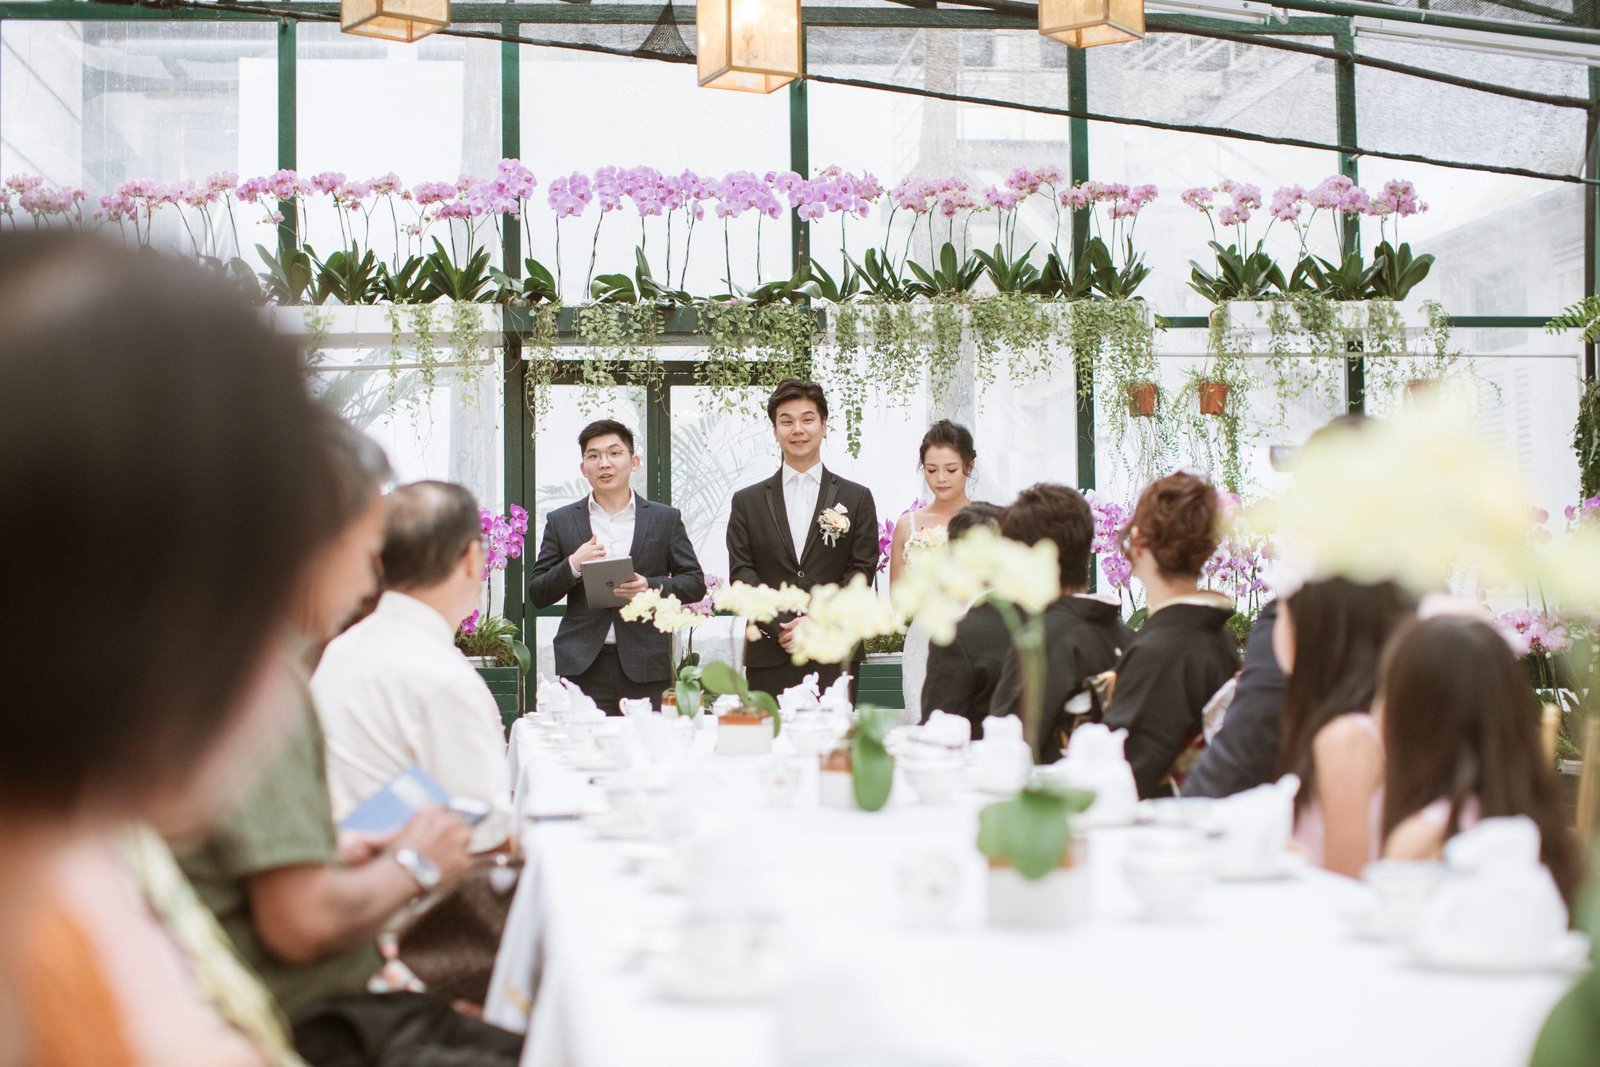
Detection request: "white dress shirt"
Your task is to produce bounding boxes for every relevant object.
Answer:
[311,591,512,850]
[570,491,637,644]
[783,462,822,560]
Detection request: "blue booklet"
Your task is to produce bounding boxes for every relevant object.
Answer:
[338,764,450,834]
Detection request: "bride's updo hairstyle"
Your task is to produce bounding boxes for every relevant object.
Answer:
[1123,472,1220,579]
[919,419,976,473]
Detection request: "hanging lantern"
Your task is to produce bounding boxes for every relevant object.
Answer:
[340,0,451,43]
[1038,0,1144,47]
[697,0,803,94]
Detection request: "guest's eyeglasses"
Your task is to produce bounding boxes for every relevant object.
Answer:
[583,448,631,464]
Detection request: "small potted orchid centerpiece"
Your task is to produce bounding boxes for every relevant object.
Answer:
[455,505,532,729]
[619,587,713,717]
[787,575,905,810]
[978,782,1097,927]
[891,525,1093,921]
[692,580,814,756]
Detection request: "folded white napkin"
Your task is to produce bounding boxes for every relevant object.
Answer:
[980,715,1023,743]
[921,710,971,748]
[1207,774,1300,876]
[1413,816,1569,966]
[535,673,569,714]
[559,678,605,722]
[1049,723,1137,822]
[819,673,853,716]
[969,715,1030,794]
[778,673,822,715]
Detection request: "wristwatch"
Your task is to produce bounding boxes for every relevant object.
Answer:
[391,847,441,893]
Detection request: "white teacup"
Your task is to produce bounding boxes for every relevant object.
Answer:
[1359,860,1446,941]
[903,757,961,806]
[1123,832,1213,923]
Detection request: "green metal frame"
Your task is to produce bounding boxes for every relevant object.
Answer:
[1,0,1594,648]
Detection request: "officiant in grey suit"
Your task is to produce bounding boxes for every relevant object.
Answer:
[528,419,705,713]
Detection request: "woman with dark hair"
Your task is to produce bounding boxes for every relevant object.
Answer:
[1104,472,1240,798]
[891,420,976,721]
[1380,615,1582,907]
[0,233,323,1064]
[1273,578,1413,878]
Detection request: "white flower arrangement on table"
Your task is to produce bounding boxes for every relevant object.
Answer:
[789,575,904,666]
[890,526,1060,754]
[818,504,851,547]
[1245,388,1600,611]
[712,580,812,622]
[618,588,706,634]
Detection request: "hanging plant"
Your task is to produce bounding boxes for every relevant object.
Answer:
[520,303,561,429]
[967,292,1056,387]
[822,300,869,457]
[927,298,966,407]
[1575,379,1600,500]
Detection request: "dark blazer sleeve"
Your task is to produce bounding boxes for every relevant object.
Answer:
[1102,644,1198,799]
[923,635,979,729]
[1182,599,1286,799]
[527,510,579,609]
[844,485,880,586]
[725,488,779,643]
[650,508,706,604]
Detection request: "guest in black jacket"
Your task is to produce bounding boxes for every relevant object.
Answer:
[1107,472,1241,798]
[989,484,1133,762]
[1180,598,1286,798]
[918,503,1005,736]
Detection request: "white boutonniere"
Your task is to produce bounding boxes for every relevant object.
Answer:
[818,504,851,547]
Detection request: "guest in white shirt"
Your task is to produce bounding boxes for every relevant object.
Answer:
[313,480,512,850]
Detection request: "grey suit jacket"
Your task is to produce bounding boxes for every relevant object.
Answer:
[526,495,705,683]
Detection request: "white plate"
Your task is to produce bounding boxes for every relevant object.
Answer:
[1408,930,1590,975]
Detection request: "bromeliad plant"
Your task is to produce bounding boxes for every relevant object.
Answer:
[456,505,533,677]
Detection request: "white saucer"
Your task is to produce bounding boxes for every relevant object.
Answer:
[1215,851,1306,882]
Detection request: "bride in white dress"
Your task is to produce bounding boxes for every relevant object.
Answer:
[890,420,976,724]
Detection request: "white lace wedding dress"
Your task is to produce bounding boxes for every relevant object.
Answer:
[898,511,943,726]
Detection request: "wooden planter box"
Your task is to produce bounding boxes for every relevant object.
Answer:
[858,653,905,711]
[471,662,523,737]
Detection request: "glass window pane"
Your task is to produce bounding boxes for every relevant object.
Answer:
[521,52,791,301]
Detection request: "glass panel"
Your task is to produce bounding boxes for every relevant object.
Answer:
[1,22,278,258]
[296,26,503,267]
[521,51,791,302]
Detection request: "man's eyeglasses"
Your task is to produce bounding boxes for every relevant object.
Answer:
[583,448,631,464]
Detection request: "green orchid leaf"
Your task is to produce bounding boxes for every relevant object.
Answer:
[851,736,894,811]
[697,660,744,695]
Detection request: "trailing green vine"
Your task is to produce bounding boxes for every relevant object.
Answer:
[520,303,561,428]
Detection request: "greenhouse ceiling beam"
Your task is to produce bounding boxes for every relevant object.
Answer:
[10,0,1600,43]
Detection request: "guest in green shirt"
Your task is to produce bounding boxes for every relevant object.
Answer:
[179,413,521,1066]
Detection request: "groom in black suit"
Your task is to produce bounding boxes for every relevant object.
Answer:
[528,419,705,713]
[726,380,880,698]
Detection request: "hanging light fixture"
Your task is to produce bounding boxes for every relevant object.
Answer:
[697,0,803,93]
[340,0,452,43]
[1038,0,1144,47]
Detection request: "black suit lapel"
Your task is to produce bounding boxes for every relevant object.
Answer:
[626,496,649,561]
[762,471,800,567]
[799,470,840,567]
[572,498,594,545]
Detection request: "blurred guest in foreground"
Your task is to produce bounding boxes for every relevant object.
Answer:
[1274,578,1412,878]
[313,480,513,852]
[1380,614,1581,906]
[0,234,322,1065]
[1104,473,1240,797]
[179,418,523,1064]
[989,484,1132,762]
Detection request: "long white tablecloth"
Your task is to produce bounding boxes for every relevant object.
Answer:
[489,717,1574,1066]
